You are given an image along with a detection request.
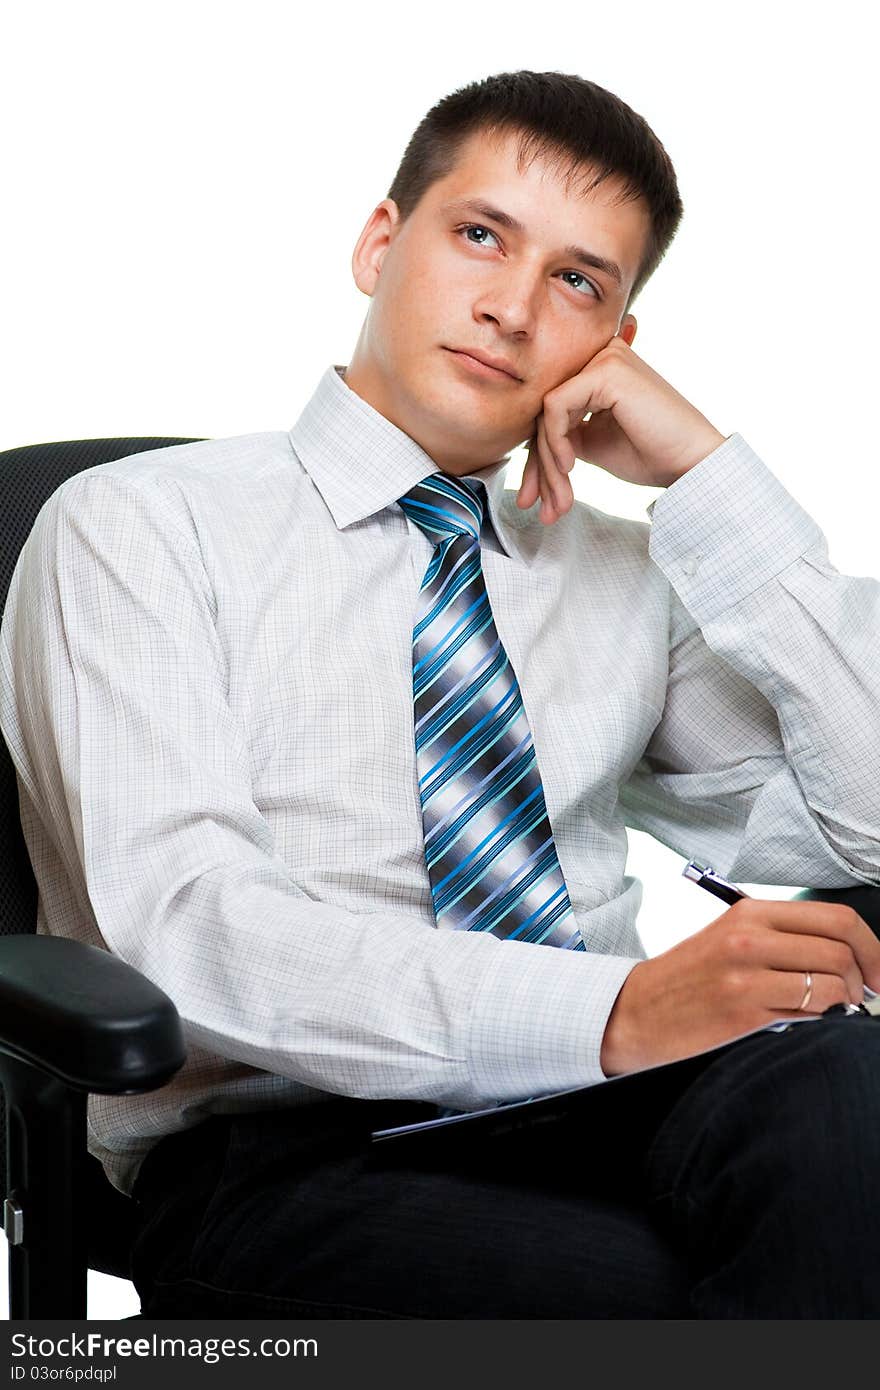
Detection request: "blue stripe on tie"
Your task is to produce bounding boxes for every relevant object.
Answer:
[421,558,484,627]
[446,844,562,932]
[415,611,498,701]
[425,748,537,866]
[414,637,505,737]
[423,730,531,848]
[417,648,510,748]
[419,666,510,752]
[413,587,490,680]
[453,832,558,930]
[429,783,546,899]
[415,478,483,532]
[400,473,580,949]
[408,503,479,543]
[418,684,523,798]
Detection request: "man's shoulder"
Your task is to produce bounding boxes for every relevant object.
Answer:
[43,430,302,540]
[57,429,294,495]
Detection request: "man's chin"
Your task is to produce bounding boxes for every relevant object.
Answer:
[426,417,528,467]
[392,375,521,458]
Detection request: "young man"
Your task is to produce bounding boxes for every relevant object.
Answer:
[2,69,879,1319]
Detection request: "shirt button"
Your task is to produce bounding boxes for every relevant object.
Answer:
[681,554,700,576]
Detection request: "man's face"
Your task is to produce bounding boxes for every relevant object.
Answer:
[344,126,652,475]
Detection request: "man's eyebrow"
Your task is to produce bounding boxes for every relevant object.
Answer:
[440,197,624,287]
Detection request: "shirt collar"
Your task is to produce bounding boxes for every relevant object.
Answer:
[288,364,530,565]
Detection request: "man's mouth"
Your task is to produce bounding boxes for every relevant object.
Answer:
[443,347,522,382]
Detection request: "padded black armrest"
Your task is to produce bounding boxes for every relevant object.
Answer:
[0,935,186,1093]
[1,889,876,1098]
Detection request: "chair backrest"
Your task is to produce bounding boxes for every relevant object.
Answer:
[0,437,204,1204]
[0,438,206,941]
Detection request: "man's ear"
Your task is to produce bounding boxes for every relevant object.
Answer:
[617,313,637,347]
[351,199,401,297]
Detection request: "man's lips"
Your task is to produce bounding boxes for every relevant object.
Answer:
[444,347,522,381]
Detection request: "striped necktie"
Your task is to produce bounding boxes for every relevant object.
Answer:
[399,472,584,951]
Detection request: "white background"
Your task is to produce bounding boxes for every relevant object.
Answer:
[1,0,876,1319]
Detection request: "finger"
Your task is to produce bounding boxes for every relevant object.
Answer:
[535,420,561,523]
[764,968,853,1017]
[542,396,577,473]
[538,413,569,504]
[536,416,573,518]
[519,436,543,509]
[516,441,540,509]
[536,445,553,524]
[749,929,866,1004]
[733,899,880,993]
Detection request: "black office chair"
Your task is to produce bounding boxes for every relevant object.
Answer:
[2,437,879,1321]
[0,439,202,1319]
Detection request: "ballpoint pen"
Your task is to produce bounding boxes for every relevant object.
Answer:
[682,859,879,1017]
[682,859,747,907]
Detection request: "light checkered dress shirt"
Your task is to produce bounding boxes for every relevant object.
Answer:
[2,363,878,1196]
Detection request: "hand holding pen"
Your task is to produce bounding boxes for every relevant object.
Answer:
[683,861,880,1018]
[600,864,880,1076]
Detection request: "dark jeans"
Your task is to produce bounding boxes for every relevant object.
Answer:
[129,1015,880,1318]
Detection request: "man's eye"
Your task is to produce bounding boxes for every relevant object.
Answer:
[460,224,500,249]
[560,271,599,298]
[457,226,599,300]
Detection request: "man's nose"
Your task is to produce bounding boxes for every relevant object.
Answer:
[474,273,539,336]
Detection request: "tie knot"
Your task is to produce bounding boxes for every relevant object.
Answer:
[398,473,486,546]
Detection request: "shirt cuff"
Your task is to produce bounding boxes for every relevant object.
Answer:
[645,433,825,626]
[463,938,638,1103]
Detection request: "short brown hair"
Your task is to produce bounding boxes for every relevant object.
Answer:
[387,69,684,313]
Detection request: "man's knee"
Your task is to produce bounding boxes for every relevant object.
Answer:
[647,1017,880,1205]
